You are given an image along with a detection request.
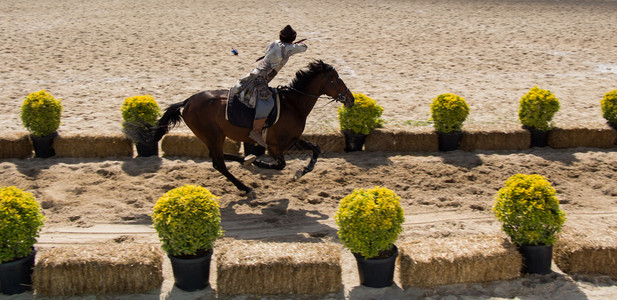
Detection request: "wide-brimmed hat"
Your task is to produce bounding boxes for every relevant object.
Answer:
[279,25,296,43]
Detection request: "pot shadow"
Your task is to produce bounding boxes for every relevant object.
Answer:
[525,147,579,164]
[220,197,337,243]
[121,156,163,176]
[348,283,405,300]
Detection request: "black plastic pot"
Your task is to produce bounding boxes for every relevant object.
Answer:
[528,128,549,147]
[30,131,57,158]
[343,131,367,152]
[438,131,463,151]
[353,245,398,288]
[519,245,553,275]
[136,142,159,157]
[168,249,213,291]
[243,142,266,156]
[0,249,36,295]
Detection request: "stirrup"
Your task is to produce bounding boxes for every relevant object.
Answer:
[249,130,267,148]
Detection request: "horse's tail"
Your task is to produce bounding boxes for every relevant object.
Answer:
[122,99,187,145]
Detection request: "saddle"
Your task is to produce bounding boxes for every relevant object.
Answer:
[225,88,280,129]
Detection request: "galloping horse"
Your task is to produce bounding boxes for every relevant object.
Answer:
[147,60,354,195]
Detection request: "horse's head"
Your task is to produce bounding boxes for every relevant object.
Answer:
[323,68,354,108]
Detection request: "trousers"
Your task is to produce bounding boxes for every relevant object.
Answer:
[254,96,274,119]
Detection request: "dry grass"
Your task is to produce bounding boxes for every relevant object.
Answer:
[460,124,530,151]
[365,128,439,152]
[32,243,163,297]
[398,234,522,288]
[299,132,346,153]
[216,241,342,296]
[161,132,240,157]
[554,227,617,279]
[54,133,133,157]
[548,123,616,149]
[0,132,32,159]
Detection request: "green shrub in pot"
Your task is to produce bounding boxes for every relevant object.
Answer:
[335,187,404,259]
[430,93,470,133]
[20,90,63,138]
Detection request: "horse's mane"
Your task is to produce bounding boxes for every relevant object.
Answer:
[286,60,334,91]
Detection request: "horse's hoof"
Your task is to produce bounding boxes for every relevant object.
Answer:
[243,154,257,166]
[245,189,256,199]
[293,169,304,181]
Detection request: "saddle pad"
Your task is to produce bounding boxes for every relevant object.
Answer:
[225,89,280,129]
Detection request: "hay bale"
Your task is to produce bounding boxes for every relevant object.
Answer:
[161,133,240,157]
[216,241,342,295]
[299,132,345,153]
[365,127,439,152]
[554,227,617,279]
[548,123,617,149]
[399,234,522,288]
[0,132,32,159]
[32,243,164,297]
[459,124,530,151]
[53,133,133,157]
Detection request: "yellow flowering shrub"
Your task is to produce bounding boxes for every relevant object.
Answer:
[518,86,560,131]
[0,186,45,263]
[152,185,223,257]
[121,95,161,128]
[338,92,384,135]
[600,89,617,126]
[335,187,404,259]
[20,90,63,137]
[430,93,470,133]
[493,174,566,246]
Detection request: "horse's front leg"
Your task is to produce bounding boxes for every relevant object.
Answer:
[293,139,321,180]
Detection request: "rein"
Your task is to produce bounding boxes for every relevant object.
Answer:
[278,69,350,105]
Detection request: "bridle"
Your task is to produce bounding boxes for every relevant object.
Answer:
[279,68,351,104]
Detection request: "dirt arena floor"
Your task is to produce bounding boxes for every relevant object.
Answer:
[1,0,617,298]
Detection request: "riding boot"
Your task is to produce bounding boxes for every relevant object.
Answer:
[249,118,267,147]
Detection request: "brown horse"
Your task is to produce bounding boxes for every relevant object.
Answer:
[147,60,354,196]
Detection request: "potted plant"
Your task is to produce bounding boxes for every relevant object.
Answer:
[493,174,566,275]
[121,95,162,157]
[600,89,617,132]
[335,187,404,288]
[152,185,224,291]
[338,92,384,151]
[0,186,45,295]
[20,90,63,158]
[518,86,560,147]
[430,93,470,151]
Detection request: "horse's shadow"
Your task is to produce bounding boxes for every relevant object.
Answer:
[220,196,336,243]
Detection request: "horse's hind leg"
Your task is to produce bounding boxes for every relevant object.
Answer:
[293,139,321,179]
[211,152,255,196]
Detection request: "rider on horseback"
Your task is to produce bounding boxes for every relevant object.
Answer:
[230,25,308,147]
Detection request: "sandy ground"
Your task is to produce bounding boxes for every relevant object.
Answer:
[2,0,617,134]
[1,0,617,298]
[2,149,617,298]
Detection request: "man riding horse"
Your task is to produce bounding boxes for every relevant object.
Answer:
[230,25,308,147]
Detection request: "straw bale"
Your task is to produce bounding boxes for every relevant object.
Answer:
[399,234,522,288]
[53,133,133,157]
[161,132,240,157]
[554,227,617,279]
[0,132,32,159]
[216,241,342,295]
[548,123,617,149]
[365,128,439,152]
[32,243,164,297]
[459,124,530,151]
[299,132,345,153]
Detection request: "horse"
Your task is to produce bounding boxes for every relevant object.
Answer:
[143,60,354,196]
